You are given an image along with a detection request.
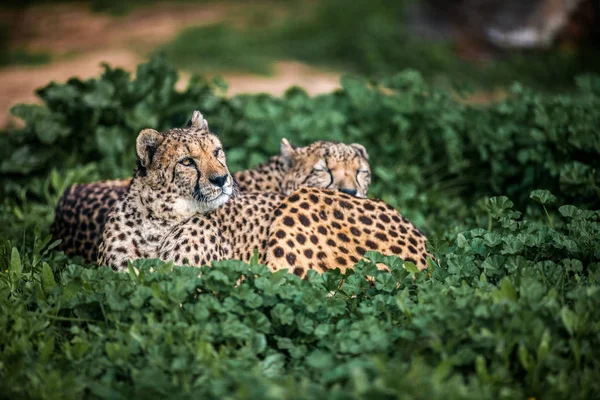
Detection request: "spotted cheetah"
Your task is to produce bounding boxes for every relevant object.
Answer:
[240,138,370,197]
[99,111,431,274]
[98,111,234,268]
[52,179,130,262]
[52,136,370,263]
[262,188,429,277]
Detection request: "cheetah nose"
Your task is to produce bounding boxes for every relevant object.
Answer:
[209,174,228,188]
[339,188,357,196]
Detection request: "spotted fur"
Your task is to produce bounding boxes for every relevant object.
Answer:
[52,179,130,260]
[156,187,430,277]
[52,138,370,262]
[99,112,431,275]
[264,188,429,277]
[98,111,235,268]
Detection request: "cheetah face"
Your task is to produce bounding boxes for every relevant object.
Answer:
[135,111,235,216]
[279,139,371,198]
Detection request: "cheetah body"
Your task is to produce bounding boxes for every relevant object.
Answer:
[156,188,429,277]
[264,187,429,276]
[99,112,430,274]
[53,139,370,262]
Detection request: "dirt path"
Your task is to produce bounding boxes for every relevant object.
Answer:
[0,2,340,128]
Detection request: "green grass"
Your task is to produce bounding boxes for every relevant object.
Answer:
[0,23,51,67]
[161,23,276,75]
[159,0,600,89]
[0,48,51,67]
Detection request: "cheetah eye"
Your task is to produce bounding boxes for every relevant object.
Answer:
[214,148,222,157]
[179,157,194,166]
[311,159,330,174]
[358,170,369,174]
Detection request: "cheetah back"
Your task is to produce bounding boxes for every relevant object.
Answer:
[264,187,430,278]
[51,179,130,262]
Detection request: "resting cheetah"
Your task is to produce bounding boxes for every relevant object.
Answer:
[263,188,429,276]
[52,136,370,263]
[99,111,431,274]
[240,138,370,197]
[52,179,130,262]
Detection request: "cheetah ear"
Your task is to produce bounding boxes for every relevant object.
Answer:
[188,110,209,131]
[280,138,297,166]
[280,138,297,157]
[351,143,369,160]
[136,128,164,168]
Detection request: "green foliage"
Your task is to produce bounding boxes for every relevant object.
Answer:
[161,23,277,75]
[2,57,599,238]
[0,198,599,398]
[159,0,600,89]
[1,56,599,398]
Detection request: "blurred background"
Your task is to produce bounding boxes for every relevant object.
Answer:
[0,0,598,128]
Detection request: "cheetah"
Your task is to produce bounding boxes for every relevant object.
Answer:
[52,179,130,262]
[52,136,370,263]
[99,111,431,275]
[239,138,370,197]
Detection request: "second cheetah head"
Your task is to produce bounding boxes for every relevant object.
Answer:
[279,139,371,198]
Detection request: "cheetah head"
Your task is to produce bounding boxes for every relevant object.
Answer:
[135,111,235,216]
[279,139,371,198]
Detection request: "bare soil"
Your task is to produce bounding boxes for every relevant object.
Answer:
[0,2,340,128]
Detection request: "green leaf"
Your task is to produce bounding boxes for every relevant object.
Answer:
[105,342,121,362]
[306,350,334,370]
[530,190,557,205]
[249,333,267,354]
[456,233,467,248]
[403,262,419,274]
[518,343,533,371]
[295,313,315,334]
[475,355,489,379]
[243,291,263,309]
[39,337,55,363]
[261,353,285,378]
[561,307,578,336]
[250,248,260,265]
[483,232,502,247]
[493,277,517,302]
[375,273,397,292]
[271,304,294,325]
[41,262,57,292]
[35,118,70,145]
[537,330,551,362]
[10,247,22,283]
[487,196,514,217]
[558,205,580,219]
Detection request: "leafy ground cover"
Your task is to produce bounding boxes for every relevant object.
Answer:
[0,57,599,398]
